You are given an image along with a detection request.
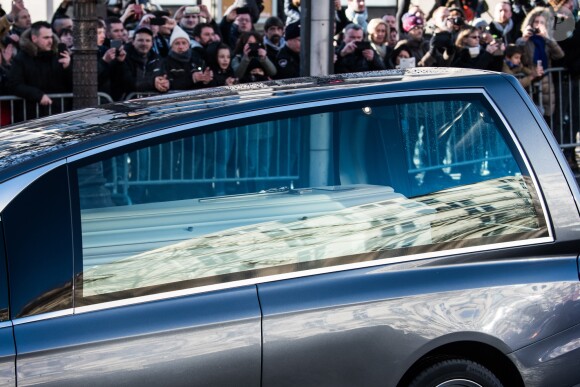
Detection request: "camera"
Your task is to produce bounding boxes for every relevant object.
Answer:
[533,27,540,34]
[185,6,201,14]
[248,42,263,57]
[354,41,372,53]
[150,17,166,26]
[448,16,465,26]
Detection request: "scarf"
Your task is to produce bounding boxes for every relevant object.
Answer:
[345,8,369,30]
[371,42,388,59]
[530,35,548,68]
[492,18,513,37]
[168,49,192,64]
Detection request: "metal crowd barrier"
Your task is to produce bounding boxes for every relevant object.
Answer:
[519,67,580,152]
[0,93,114,127]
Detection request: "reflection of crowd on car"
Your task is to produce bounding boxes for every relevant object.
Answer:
[0,0,579,168]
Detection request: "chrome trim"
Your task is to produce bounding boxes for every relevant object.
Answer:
[74,237,553,315]
[0,160,66,213]
[0,321,12,329]
[12,309,73,326]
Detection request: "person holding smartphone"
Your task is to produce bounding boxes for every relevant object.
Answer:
[335,23,386,74]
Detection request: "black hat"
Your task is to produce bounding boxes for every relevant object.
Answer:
[264,16,284,31]
[134,26,153,37]
[285,21,300,40]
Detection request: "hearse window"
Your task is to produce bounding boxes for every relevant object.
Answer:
[73,96,548,305]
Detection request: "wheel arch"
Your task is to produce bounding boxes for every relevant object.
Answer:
[396,340,525,387]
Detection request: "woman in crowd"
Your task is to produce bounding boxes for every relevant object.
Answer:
[367,18,392,67]
[451,26,503,70]
[516,7,564,117]
[232,31,276,83]
[207,42,237,86]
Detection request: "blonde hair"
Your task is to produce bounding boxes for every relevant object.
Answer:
[367,18,390,43]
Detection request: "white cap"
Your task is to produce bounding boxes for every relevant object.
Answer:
[170,25,191,47]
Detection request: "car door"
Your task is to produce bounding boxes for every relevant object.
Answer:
[252,93,580,386]
[2,137,262,386]
[0,228,15,387]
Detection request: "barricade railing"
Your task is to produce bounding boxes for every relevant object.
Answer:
[0,92,114,127]
[518,67,580,151]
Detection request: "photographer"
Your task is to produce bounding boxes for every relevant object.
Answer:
[232,31,276,83]
[516,7,564,123]
[335,23,386,74]
[419,13,462,66]
[451,26,504,70]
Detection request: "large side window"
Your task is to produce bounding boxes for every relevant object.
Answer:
[73,95,548,306]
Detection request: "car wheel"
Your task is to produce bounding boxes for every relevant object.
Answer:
[409,359,503,387]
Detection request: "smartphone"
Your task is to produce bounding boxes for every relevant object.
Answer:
[185,5,201,14]
[110,39,123,50]
[355,41,371,52]
[248,42,261,57]
[151,17,166,26]
[57,42,68,54]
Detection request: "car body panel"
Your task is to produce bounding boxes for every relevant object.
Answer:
[0,325,15,386]
[258,256,580,386]
[14,286,261,386]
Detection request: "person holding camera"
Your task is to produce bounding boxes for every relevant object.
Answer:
[335,23,386,74]
[232,31,276,83]
[451,26,504,70]
[516,7,564,116]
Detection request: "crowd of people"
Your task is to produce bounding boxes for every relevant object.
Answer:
[0,0,579,110]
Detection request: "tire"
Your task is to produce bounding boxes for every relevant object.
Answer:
[408,359,503,387]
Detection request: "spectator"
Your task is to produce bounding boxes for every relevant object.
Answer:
[112,26,169,98]
[207,43,237,86]
[220,5,254,48]
[502,44,541,88]
[489,2,520,45]
[0,0,24,41]
[231,0,265,24]
[191,23,215,63]
[105,17,126,46]
[232,31,276,83]
[390,43,415,68]
[58,27,74,50]
[166,25,212,90]
[398,14,430,64]
[119,2,143,30]
[451,26,503,70]
[419,7,456,66]
[0,35,17,94]
[345,0,369,32]
[6,21,72,117]
[10,7,31,37]
[151,12,175,58]
[177,5,202,43]
[516,6,564,116]
[284,0,300,26]
[52,14,73,36]
[382,13,399,47]
[367,18,392,67]
[335,23,386,74]
[263,16,285,62]
[275,20,300,79]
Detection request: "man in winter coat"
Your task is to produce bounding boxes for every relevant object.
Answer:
[6,20,72,118]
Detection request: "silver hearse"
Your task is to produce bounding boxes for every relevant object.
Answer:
[0,68,579,386]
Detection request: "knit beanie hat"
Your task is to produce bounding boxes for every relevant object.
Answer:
[170,25,191,47]
[402,15,424,32]
[285,21,301,40]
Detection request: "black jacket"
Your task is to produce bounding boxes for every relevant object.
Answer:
[274,45,300,79]
[6,29,72,102]
[112,43,166,97]
[334,43,386,74]
[166,50,206,90]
